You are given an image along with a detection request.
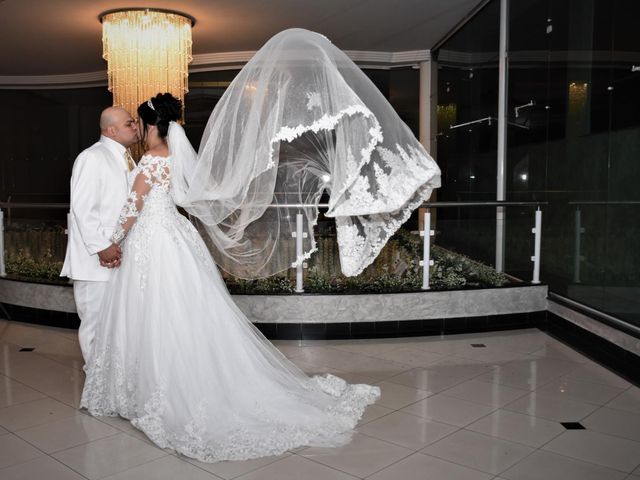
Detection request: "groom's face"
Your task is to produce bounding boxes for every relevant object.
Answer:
[110,110,139,148]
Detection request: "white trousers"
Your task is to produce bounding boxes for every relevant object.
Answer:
[73,280,108,364]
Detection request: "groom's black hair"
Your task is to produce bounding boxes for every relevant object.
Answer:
[137,93,182,143]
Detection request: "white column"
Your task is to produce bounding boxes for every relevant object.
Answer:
[495,0,509,272]
[419,56,438,249]
[419,56,437,155]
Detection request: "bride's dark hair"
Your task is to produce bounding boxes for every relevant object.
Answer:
[137,93,182,142]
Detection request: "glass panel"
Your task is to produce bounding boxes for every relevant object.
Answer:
[435,0,500,267]
[505,0,640,326]
[602,0,640,325]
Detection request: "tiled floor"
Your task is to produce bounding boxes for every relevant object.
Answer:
[1,318,639,480]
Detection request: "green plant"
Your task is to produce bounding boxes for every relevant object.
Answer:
[4,229,511,293]
[306,267,335,293]
[227,275,295,294]
[6,249,67,283]
[430,245,509,289]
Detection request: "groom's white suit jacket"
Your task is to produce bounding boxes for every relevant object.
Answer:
[61,136,131,282]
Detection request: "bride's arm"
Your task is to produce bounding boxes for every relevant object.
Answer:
[110,163,157,244]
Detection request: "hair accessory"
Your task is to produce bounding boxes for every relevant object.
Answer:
[147,99,156,111]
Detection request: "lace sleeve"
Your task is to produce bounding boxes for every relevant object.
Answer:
[110,161,158,244]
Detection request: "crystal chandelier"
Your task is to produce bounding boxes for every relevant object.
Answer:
[100,8,194,119]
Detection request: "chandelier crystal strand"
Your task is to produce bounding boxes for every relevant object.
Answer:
[101,9,193,123]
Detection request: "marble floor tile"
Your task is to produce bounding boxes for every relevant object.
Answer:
[187,452,291,480]
[374,380,430,409]
[92,415,137,432]
[15,414,121,453]
[502,356,583,379]
[369,347,445,368]
[329,342,406,356]
[527,342,592,364]
[535,377,626,405]
[0,433,45,469]
[0,322,64,347]
[606,387,640,415]
[421,429,535,475]
[439,379,530,408]
[358,411,458,450]
[466,409,565,447]
[502,391,599,423]
[455,349,529,365]
[329,369,379,387]
[52,432,168,479]
[102,455,218,480]
[417,339,496,356]
[0,375,47,408]
[299,432,412,478]
[120,426,161,447]
[384,367,468,393]
[425,357,494,380]
[474,365,558,391]
[559,363,631,389]
[542,430,640,473]
[289,346,358,370]
[0,455,88,480]
[357,404,394,426]
[367,452,494,480]
[35,339,85,371]
[500,450,628,480]
[402,392,496,427]
[341,357,412,382]
[582,406,640,442]
[236,454,359,480]
[0,348,85,406]
[0,397,80,431]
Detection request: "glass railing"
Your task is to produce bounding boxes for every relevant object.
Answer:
[553,201,640,327]
[0,201,546,293]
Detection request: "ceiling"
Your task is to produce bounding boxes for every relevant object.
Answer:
[0,0,483,77]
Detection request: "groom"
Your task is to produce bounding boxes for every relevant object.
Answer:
[61,106,139,364]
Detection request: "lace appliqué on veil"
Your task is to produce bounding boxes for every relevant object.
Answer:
[306,91,322,110]
[334,143,440,276]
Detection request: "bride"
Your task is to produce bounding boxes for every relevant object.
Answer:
[81,29,440,462]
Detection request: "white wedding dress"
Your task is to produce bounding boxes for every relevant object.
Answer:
[80,154,380,462]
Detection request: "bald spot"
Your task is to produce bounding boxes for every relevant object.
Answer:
[99,106,130,132]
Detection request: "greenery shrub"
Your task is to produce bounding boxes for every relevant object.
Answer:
[6,249,67,283]
[5,229,511,293]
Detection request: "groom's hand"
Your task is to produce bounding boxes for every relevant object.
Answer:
[98,243,122,268]
[100,258,121,268]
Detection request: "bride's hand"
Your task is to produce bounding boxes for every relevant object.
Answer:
[100,257,122,269]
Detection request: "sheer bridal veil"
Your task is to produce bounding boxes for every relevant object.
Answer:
[168,28,441,279]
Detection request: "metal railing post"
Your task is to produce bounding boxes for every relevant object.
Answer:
[531,208,542,284]
[291,213,307,293]
[420,210,435,290]
[0,209,5,276]
[573,207,583,283]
